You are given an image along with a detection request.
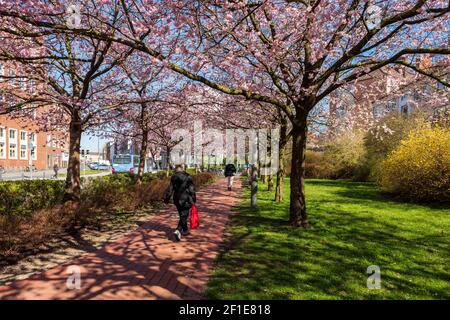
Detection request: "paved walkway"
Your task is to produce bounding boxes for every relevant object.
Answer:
[0,178,241,300]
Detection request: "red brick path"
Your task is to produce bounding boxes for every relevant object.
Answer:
[0,178,241,300]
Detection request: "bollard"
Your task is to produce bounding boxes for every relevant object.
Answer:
[251,164,258,209]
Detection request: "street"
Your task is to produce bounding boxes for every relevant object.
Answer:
[0,169,111,181]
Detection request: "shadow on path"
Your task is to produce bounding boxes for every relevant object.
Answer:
[0,178,241,300]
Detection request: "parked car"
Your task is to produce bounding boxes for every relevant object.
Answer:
[96,164,111,170]
[88,162,99,170]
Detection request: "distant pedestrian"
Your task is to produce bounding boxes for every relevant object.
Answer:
[224,163,237,191]
[163,164,197,241]
[53,163,59,178]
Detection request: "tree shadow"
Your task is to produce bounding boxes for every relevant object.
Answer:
[0,178,240,300]
[207,179,450,299]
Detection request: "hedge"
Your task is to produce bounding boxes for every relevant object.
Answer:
[0,180,65,216]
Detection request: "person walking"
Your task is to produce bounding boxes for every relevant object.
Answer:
[224,163,237,191]
[53,163,59,179]
[163,164,197,241]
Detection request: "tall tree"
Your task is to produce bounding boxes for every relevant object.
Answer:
[1,0,448,225]
[0,3,132,201]
[106,55,189,182]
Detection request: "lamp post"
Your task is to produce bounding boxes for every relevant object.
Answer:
[28,134,33,179]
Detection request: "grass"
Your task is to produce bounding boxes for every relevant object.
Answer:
[206,178,450,299]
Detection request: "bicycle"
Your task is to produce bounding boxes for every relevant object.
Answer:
[25,165,37,172]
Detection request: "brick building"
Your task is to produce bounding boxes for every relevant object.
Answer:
[0,62,68,171]
[328,63,449,134]
[0,115,68,171]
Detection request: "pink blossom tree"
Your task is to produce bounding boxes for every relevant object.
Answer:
[0,4,133,201]
[105,57,191,181]
[1,0,448,226]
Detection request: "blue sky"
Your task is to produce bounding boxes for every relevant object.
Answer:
[80,133,111,153]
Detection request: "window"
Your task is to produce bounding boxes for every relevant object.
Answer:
[0,127,4,140]
[20,131,27,160]
[0,142,5,159]
[386,100,396,112]
[0,63,3,76]
[401,105,409,115]
[20,131,27,142]
[8,128,17,159]
[30,146,37,161]
[9,143,17,159]
[9,129,16,140]
[29,132,37,160]
[20,145,27,159]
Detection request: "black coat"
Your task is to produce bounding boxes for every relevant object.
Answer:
[224,164,237,177]
[164,171,196,209]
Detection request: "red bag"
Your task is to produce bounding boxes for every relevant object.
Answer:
[190,204,200,230]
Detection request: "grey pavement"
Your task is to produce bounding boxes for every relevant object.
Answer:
[0,169,111,181]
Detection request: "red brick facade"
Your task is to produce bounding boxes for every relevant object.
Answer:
[0,61,68,171]
[0,115,68,171]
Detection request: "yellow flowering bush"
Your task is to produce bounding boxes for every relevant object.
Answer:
[380,126,450,202]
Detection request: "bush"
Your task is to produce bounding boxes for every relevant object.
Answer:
[192,172,216,188]
[380,126,450,202]
[0,202,78,261]
[0,180,65,216]
[322,130,369,181]
[364,113,428,181]
[81,173,136,209]
[0,171,218,260]
[305,151,330,178]
[137,178,171,205]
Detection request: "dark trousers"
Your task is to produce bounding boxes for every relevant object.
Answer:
[176,207,190,233]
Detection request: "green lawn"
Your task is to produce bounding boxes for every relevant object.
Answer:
[206,178,450,299]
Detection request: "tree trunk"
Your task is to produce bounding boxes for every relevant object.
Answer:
[266,129,273,191]
[63,115,82,202]
[289,122,308,227]
[250,164,258,209]
[166,146,171,177]
[137,129,148,185]
[275,116,287,202]
[268,174,274,191]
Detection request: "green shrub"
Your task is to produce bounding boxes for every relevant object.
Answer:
[0,170,217,217]
[0,180,65,216]
[81,173,136,208]
[192,172,216,188]
[305,151,330,178]
[364,113,428,181]
[380,126,450,202]
[322,130,369,181]
[81,171,217,210]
